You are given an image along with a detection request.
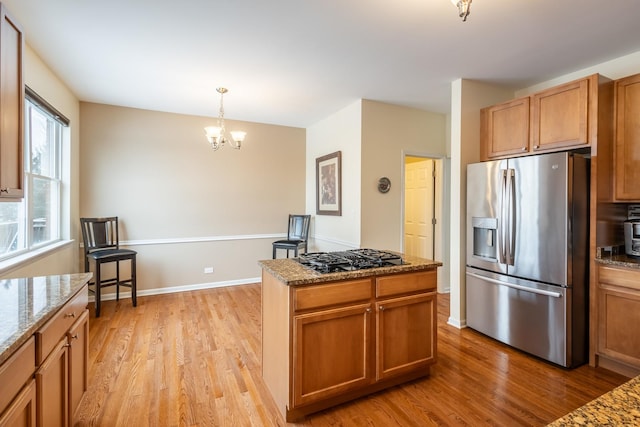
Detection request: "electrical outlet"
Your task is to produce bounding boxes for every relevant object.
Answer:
[204,267,214,274]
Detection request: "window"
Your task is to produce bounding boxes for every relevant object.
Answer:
[0,89,65,259]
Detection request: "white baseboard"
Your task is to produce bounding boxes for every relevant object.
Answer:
[88,277,261,302]
[447,316,466,329]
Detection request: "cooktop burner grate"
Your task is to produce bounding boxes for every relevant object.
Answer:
[296,249,405,273]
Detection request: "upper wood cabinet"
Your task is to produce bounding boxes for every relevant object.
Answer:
[481,74,607,161]
[480,97,530,159]
[614,73,640,201]
[0,4,24,200]
[531,77,591,152]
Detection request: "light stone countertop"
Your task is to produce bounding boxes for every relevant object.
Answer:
[258,252,442,286]
[0,273,92,365]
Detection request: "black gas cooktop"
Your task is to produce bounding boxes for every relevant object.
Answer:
[296,249,405,274]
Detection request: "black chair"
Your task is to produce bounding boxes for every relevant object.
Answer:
[272,214,311,258]
[80,217,137,317]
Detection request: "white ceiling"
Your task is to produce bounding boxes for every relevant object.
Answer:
[5,0,640,128]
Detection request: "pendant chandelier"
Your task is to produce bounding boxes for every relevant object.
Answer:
[204,87,246,151]
[451,0,471,21]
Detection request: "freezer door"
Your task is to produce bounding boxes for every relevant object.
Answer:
[508,152,571,286]
[466,159,508,275]
[466,267,571,367]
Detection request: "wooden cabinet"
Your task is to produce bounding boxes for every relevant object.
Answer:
[0,4,24,199]
[67,311,89,421]
[35,338,68,427]
[0,380,36,427]
[293,303,372,406]
[480,74,608,161]
[595,265,640,377]
[530,77,591,152]
[0,337,36,427]
[34,286,89,427]
[480,97,530,159]
[262,268,437,422]
[614,73,640,201]
[376,293,435,380]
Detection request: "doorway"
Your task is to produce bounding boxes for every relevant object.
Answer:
[403,155,444,289]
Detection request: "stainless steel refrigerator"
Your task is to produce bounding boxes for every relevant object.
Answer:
[466,151,589,368]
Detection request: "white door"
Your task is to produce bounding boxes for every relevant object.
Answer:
[404,159,434,259]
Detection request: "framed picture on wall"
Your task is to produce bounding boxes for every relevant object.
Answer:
[316,151,342,216]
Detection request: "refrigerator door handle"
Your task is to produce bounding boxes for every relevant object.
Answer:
[506,168,516,265]
[467,272,563,298]
[499,169,508,264]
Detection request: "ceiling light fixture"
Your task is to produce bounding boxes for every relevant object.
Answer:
[451,0,471,21]
[204,87,246,151]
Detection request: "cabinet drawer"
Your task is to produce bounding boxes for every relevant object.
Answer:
[294,279,372,312]
[35,287,88,365]
[598,265,640,292]
[0,336,35,415]
[376,270,436,298]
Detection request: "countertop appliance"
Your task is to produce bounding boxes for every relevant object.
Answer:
[466,151,589,368]
[296,249,404,273]
[624,221,640,256]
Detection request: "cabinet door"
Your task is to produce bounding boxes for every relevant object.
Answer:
[614,73,640,200]
[0,5,24,199]
[530,78,589,152]
[481,97,530,160]
[598,266,640,368]
[0,379,36,427]
[68,310,89,422]
[36,338,68,427]
[376,293,436,381]
[292,303,372,407]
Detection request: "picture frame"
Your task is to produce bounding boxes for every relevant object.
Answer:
[316,151,342,216]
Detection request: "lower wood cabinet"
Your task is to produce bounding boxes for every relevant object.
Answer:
[376,293,435,381]
[0,337,36,427]
[293,303,372,407]
[36,338,69,427]
[262,268,438,422]
[596,264,640,377]
[0,379,36,427]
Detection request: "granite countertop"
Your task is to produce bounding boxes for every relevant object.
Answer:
[0,273,92,365]
[258,252,442,286]
[595,253,640,270]
[547,375,640,426]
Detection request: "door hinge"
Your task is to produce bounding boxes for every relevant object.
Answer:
[432,218,437,225]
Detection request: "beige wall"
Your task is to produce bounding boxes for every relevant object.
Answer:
[361,100,446,252]
[1,45,80,279]
[80,103,305,293]
[306,100,363,251]
[305,99,448,263]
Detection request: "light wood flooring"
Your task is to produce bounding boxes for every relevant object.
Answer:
[75,284,628,426]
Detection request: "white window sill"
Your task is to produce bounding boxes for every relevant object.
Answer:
[0,240,75,276]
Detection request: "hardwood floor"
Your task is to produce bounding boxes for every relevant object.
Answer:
[75,284,628,426]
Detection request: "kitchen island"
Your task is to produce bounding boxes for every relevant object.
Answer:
[259,252,441,422]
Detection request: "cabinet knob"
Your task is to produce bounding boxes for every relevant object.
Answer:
[65,312,76,318]
[70,334,79,340]
[365,307,372,313]
[379,306,385,311]
[521,147,527,151]
[533,145,539,150]
[0,188,8,193]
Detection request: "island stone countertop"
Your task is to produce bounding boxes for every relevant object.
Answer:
[0,272,92,365]
[258,252,442,286]
[547,374,640,426]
